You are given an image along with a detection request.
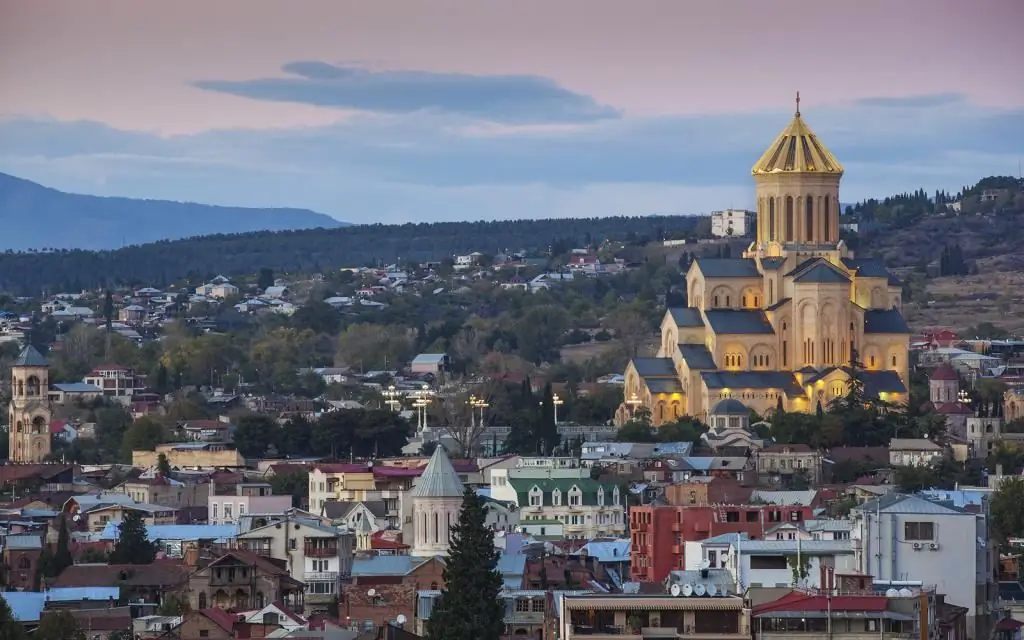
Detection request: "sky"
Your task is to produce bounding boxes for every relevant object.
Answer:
[1,0,1023,224]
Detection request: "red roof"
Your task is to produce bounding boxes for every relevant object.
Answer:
[930,363,959,381]
[200,608,239,632]
[50,420,68,434]
[313,463,371,474]
[936,402,973,415]
[371,531,410,550]
[753,590,889,615]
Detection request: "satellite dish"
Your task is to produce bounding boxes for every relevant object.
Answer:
[694,583,707,596]
[682,583,694,597]
[73,514,81,522]
[885,588,899,598]
[707,584,718,597]
[670,583,682,597]
[396,614,407,625]
[367,588,377,597]
[898,588,913,597]
[700,559,711,570]
[720,585,731,597]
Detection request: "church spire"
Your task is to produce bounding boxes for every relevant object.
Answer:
[795,91,801,117]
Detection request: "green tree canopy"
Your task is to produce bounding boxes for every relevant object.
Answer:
[109,510,156,565]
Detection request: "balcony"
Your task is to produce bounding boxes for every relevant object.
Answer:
[304,571,339,583]
[631,521,648,533]
[671,545,682,554]
[304,543,339,557]
[671,522,683,533]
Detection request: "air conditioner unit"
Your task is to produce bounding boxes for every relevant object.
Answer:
[912,542,922,550]
[929,542,939,550]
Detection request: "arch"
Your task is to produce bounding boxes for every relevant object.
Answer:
[15,379,23,396]
[433,512,439,544]
[26,376,40,397]
[768,279,774,305]
[769,198,776,242]
[32,416,46,435]
[198,592,208,609]
[785,196,794,242]
[749,344,776,370]
[18,556,31,569]
[14,421,22,434]
[741,286,761,309]
[709,285,734,309]
[805,196,814,242]
[823,195,831,242]
[862,345,883,370]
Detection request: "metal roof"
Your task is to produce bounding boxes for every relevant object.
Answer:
[4,534,42,550]
[13,345,48,367]
[864,309,911,334]
[792,261,851,284]
[667,307,704,327]
[760,257,787,271]
[630,357,676,377]
[709,399,748,416]
[694,258,761,278]
[678,344,716,369]
[53,382,103,393]
[841,258,892,278]
[700,371,803,397]
[751,107,844,175]
[642,377,683,394]
[409,446,465,498]
[736,539,853,555]
[703,310,775,335]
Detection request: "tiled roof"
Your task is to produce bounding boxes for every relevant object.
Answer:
[864,309,911,334]
[678,344,716,369]
[409,446,465,498]
[694,258,761,278]
[703,310,775,335]
[13,345,48,367]
[701,371,804,397]
[630,357,676,377]
[856,370,907,396]
[667,307,704,327]
[51,563,188,588]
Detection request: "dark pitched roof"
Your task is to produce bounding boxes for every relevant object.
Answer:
[678,344,716,369]
[841,258,892,279]
[863,309,911,334]
[51,563,188,588]
[765,297,792,312]
[694,258,760,278]
[855,370,907,396]
[700,371,804,397]
[710,399,749,416]
[792,261,850,284]
[760,257,786,271]
[703,310,775,335]
[643,378,684,394]
[13,345,48,367]
[630,357,676,377]
[667,307,704,327]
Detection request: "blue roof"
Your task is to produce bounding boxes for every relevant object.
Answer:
[703,310,774,335]
[1,592,45,622]
[54,382,103,393]
[497,550,527,577]
[792,261,850,284]
[13,345,48,367]
[630,358,675,376]
[760,257,786,271]
[701,371,804,397]
[703,532,750,544]
[4,535,42,550]
[695,258,760,278]
[678,344,716,369]
[864,309,911,334]
[100,522,238,542]
[652,442,694,456]
[352,555,428,576]
[667,308,704,328]
[841,258,892,278]
[573,540,630,563]
[45,587,121,602]
[710,398,749,416]
[643,378,683,394]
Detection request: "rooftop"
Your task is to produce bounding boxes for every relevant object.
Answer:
[751,98,844,176]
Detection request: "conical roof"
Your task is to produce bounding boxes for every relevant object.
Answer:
[409,446,465,498]
[357,514,373,533]
[13,345,48,367]
[751,94,844,176]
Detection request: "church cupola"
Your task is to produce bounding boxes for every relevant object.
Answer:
[751,93,843,252]
[410,446,465,557]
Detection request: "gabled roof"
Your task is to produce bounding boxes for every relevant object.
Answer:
[667,307,704,328]
[630,357,676,377]
[792,261,850,284]
[13,345,48,367]
[409,446,464,498]
[841,258,892,279]
[694,258,761,278]
[677,344,716,370]
[864,309,911,334]
[701,371,804,397]
[855,492,969,516]
[642,378,684,394]
[703,310,775,335]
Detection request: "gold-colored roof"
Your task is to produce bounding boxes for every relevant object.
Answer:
[751,93,844,176]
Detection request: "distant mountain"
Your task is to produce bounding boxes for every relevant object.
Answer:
[0,172,346,251]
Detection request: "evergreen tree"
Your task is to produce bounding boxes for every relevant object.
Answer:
[102,291,114,331]
[426,489,505,640]
[109,510,156,565]
[0,595,26,640]
[51,518,74,578]
[35,610,85,640]
[257,267,275,291]
[157,453,172,477]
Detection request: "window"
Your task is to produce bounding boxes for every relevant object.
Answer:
[769,198,776,242]
[805,197,814,241]
[892,354,897,367]
[199,592,207,609]
[552,490,561,506]
[223,503,233,521]
[785,196,794,242]
[532,599,545,612]
[529,489,542,507]
[516,599,530,612]
[904,521,935,541]
[212,503,218,521]
[199,631,209,638]
[824,195,831,241]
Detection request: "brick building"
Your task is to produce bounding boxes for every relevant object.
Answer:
[342,555,446,633]
[629,503,815,582]
[3,534,43,590]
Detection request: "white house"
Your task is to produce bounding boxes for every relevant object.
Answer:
[711,209,755,237]
[888,438,945,467]
[688,536,856,590]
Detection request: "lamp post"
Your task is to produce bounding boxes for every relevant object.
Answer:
[553,393,563,425]
[384,385,401,412]
[413,384,432,434]
[958,389,971,405]
[472,395,489,427]
[626,392,642,417]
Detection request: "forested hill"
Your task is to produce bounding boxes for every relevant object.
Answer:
[0,172,344,251]
[0,216,703,294]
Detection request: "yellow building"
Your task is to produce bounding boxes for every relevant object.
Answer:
[8,346,53,463]
[619,95,910,425]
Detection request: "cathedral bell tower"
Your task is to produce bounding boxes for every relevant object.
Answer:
[8,345,52,463]
[749,92,844,259]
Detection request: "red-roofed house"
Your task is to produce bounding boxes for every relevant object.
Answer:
[84,364,145,400]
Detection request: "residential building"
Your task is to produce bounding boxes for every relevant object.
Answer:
[133,442,245,468]
[888,439,945,467]
[492,466,625,540]
[753,590,923,640]
[8,346,52,463]
[236,515,354,612]
[187,549,305,611]
[2,534,43,590]
[81,503,178,532]
[114,474,209,509]
[629,503,815,582]
[208,474,291,525]
[84,364,144,399]
[557,591,750,639]
[711,208,756,238]
[851,493,997,639]
[618,99,910,425]
[755,444,823,486]
[344,555,447,633]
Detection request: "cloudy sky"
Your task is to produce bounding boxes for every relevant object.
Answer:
[1,0,1023,223]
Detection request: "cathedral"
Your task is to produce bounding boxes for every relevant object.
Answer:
[618,95,911,426]
[8,345,53,463]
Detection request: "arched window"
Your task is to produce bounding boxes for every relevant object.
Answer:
[891,354,897,367]
[433,512,439,543]
[199,592,208,609]
[18,557,31,569]
[805,197,814,242]
[785,196,794,242]
[26,376,40,397]
[430,582,438,590]
[769,198,776,241]
[823,195,831,242]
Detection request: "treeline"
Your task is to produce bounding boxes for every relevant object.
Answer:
[844,176,1024,227]
[0,215,701,294]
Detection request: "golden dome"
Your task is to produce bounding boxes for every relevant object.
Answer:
[751,93,844,176]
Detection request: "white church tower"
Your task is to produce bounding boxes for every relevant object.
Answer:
[410,446,465,557]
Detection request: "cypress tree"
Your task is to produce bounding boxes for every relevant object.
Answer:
[109,510,156,565]
[51,517,74,577]
[426,488,504,640]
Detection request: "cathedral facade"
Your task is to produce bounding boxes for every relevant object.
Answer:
[618,97,911,425]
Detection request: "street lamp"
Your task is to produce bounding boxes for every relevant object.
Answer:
[384,385,401,412]
[539,393,565,424]
[413,384,433,434]
[958,389,971,405]
[626,392,642,416]
[469,395,489,428]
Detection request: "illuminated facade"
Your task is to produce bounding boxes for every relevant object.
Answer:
[618,95,910,425]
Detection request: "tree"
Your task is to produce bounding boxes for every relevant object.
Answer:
[656,418,706,444]
[0,593,26,640]
[258,267,275,291]
[426,489,504,640]
[120,416,168,461]
[335,324,413,371]
[991,476,1024,547]
[35,610,85,640]
[269,471,310,509]
[232,414,280,458]
[157,453,172,476]
[615,420,657,443]
[109,510,157,565]
[51,518,74,578]
[158,593,191,616]
[536,383,560,455]
[102,290,114,332]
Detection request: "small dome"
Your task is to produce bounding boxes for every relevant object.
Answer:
[710,399,749,416]
[930,363,958,382]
